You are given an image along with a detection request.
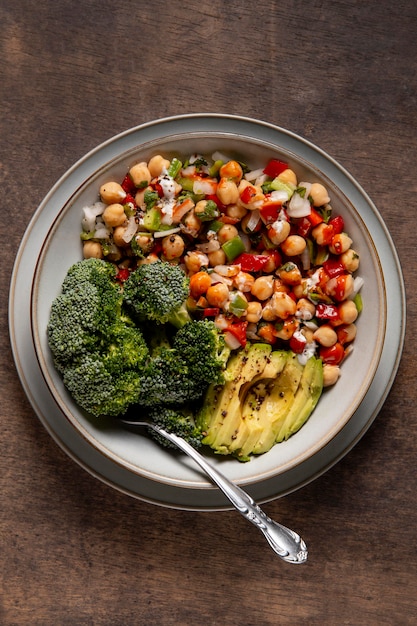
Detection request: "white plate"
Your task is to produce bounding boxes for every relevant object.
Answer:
[9,114,405,510]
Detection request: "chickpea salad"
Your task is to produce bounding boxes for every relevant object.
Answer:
[81,151,363,389]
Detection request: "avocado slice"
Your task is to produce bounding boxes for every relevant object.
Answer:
[197,343,273,456]
[236,351,290,458]
[275,355,323,443]
[247,352,304,455]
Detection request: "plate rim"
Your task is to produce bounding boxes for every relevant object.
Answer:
[8,113,406,510]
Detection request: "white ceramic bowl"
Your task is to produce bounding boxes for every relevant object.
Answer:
[11,115,405,509]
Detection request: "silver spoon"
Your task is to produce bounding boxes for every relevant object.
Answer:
[119,417,308,564]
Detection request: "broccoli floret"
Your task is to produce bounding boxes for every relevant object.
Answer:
[172,320,230,386]
[123,260,192,328]
[47,282,108,372]
[63,353,142,417]
[147,405,204,449]
[47,258,149,417]
[139,346,198,406]
[138,321,230,407]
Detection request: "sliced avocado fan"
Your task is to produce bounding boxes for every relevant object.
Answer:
[196,345,323,462]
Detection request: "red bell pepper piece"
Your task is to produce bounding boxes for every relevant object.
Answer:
[289,333,307,354]
[329,215,344,235]
[319,342,345,365]
[203,307,220,317]
[323,257,345,278]
[121,173,137,194]
[225,321,248,347]
[308,207,324,227]
[315,302,339,320]
[263,159,289,178]
[233,253,270,272]
[260,200,282,224]
[116,268,131,283]
[296,216,313,238]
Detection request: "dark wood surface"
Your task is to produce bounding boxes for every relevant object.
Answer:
[1,1,416,624]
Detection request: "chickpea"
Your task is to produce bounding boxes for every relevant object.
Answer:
[83,240,103,259]
[341,249,360,273]
[226,203,247,220]
[309,183,330,207]
[182,210,202,237]
[251,275,275,300]
[337,323,357,345]
[246,301,263,323]
[270,291,297,319]
[102,203,126,228]
[138,252,159,265]
[233,271,255,293]
[219,160,243,182]
[323,364,341,387]
[216,178,240,205]
[129,162,151,187]
[277,262,302,286]
[292,283,305,299]
[162,234,185,260]
[267,219,291,245]
[262,302,277,322]
[135,185,152,209]
[280,234,307,257]
[134,234,154,255]
[261,251,280,273]
[99,181,126,205]
[325,274,355,301]
[208,248,226,267]
[274,318,298,340]
[184,250,209,273]
[273,278,291,294]
[113,225,129,247]
[217,223,239,244]
[338,299,358,324]
[329,233,352,255]
[189,271,212,299]
[238,179,265,209]
[277,168,297,186]
[148,155,170,177]
[313,324,338,347]
[311,222,332,246]
[206,282,230,308]
[296,298,316,321]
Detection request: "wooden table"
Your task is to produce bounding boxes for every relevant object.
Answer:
[1,1,416,624]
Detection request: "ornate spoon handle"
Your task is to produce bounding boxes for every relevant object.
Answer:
[123,419,308,564]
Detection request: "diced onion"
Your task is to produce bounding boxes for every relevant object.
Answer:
[223,331,242,350]
[300,246,311,271]
[193,179,217,195]
[287,192,312,218]
[214,264,240,277]
[212,150,230,163]
[153,227,181,238]
[122,216,138,243]
[94,222,110,239]
[352,276,364,296]
[214,314,230,330]
[245,209,261,232]
[269,189,290,203]
[196,239,220,253]
[210,272,233,286]
[82,202,106,232]
[244,168,264,182]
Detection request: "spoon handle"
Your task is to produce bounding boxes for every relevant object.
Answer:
[148,423,308,564]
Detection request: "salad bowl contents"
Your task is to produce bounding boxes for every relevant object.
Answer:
[47,150,363,462]
[20,115,396,507]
